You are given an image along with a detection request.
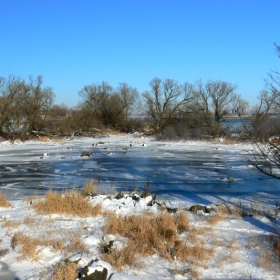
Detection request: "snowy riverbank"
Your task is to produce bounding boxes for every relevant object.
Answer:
[0,134,279,279]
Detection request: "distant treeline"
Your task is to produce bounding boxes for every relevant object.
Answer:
[0,74,279,141]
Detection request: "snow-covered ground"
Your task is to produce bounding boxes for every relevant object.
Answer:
[0,134,279,279]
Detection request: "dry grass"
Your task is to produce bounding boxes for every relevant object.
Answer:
[0,194,12,208]
[174,212,189,233]
[10,228,89,261]
[0,189,97,263]
[102,208,249,276]
[51,261,78,280]
[208,204,242,225]
[31,189,101,217]
[11,232,41,261]
[102,240,141,271]
[23,216,41,227]
[35,136,65,143]
[103,211,179,260]
[172,268,186,276]
[0,247,9,257]
[22,194,41,203]
[212,139,245,145]
[2,219,21,229]
[258,234,280,273]
[102,210,216,274]
[80,180,99,197]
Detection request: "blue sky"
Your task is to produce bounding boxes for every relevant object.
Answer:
[1,0,279,107]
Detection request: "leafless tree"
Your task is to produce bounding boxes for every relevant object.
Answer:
[116,82,139,123]
[194,80,237,137]
[0,75,25,136]
[79,81,115,126]
[18,76,55,132]
[250,43,280,179]
[142,78,195,134]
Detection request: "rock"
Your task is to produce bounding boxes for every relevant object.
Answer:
[146,194,156,206]
[226,176,235,182]
[79,266,107,280]
[40,152,49,159]
[166,207,177,213]
[189,204,211,214]
[115,192,124,199]
[89,192,98,198]
[81,151,91,157]
[102,240,114,254]
[154,201,166,211]
[132,193,140,201]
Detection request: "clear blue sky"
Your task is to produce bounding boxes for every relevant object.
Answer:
[1,0,279,108]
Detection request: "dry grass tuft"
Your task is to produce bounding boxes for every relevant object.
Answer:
[10,229,89,261]
[103,211,179,260]
[31,189,101,217]
[208,204,242,225]
[173,238,213,269]
[23,216,40,227]
[11,232,41,261]
[174,212,189,233]
[51,261,78,280]
[103,210,214,273]
[37,136,50,142]
[81,180,98,197]
[0,194,12,208]
[35,136,65,143]
[172,268,186,276]
[2,219,21,229]
[102,240,140,271]
[0,247,9,257]
[258,233,280,273]
[22,194,41,204]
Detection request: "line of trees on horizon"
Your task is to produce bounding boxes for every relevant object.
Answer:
[0,45,279,142]
[0,75,278,140]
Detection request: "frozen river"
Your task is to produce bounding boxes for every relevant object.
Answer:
[0,135,279,205]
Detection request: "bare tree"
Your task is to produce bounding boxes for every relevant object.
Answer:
[116,82,139,123]
[18,76,55,132]
[79,81,114,126]
[0,75,25,137]
[250,43,280,179]
[142,78,195,134]
[250,90,279,139]
[194,80,237,136]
